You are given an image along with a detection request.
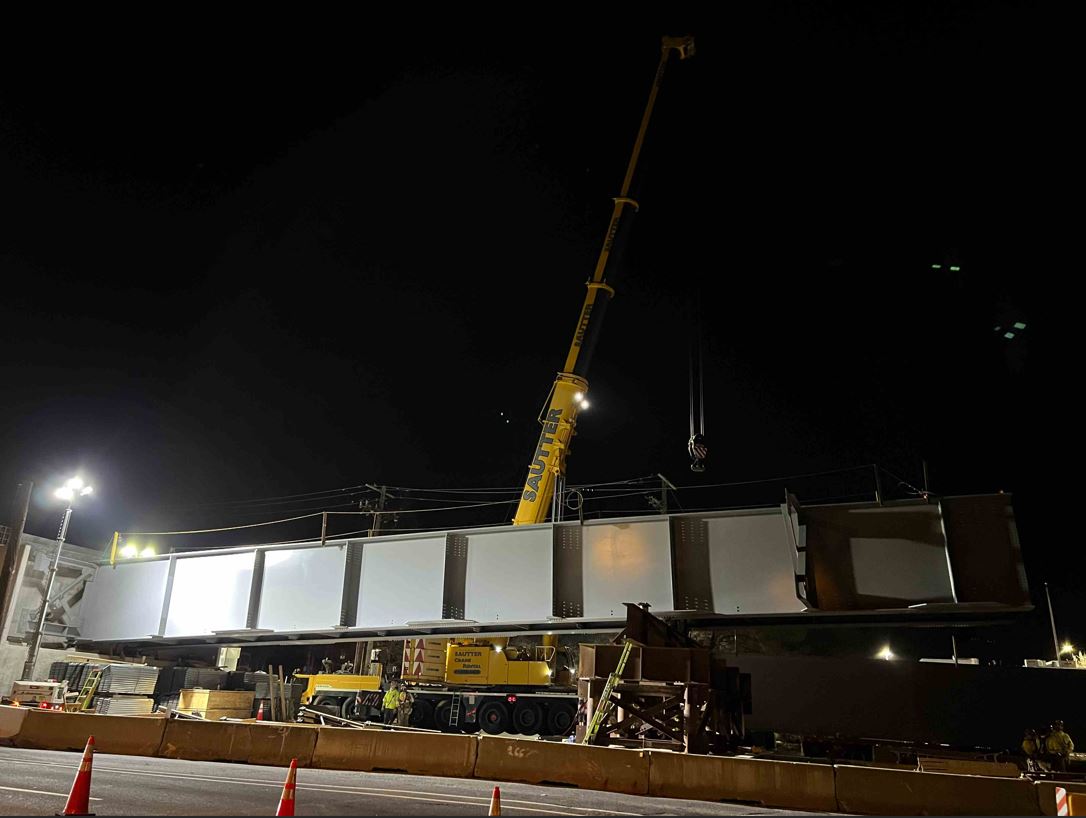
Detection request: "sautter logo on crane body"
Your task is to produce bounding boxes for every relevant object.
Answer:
[572,302,593,348]
[522,408,563,502]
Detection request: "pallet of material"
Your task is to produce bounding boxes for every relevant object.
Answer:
[94,695,154,715]
[175,707,253,721]
[178,689,254,712]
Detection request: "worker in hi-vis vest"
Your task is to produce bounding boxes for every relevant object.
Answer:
[1046,720,1075,772]
[382,680,404,725]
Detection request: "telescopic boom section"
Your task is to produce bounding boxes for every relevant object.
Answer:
[513,35,695,526]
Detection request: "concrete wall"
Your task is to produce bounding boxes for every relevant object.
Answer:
[0,643,77,698]
[0,530,98,696]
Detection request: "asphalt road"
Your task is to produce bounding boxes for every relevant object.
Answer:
[0,747,826,816]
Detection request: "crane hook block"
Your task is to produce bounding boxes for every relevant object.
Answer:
[688,434,708,473]
[662,35,696,60]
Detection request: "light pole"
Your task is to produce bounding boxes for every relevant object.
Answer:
[21,477,92,680]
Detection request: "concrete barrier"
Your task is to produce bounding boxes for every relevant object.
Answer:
[246,722,318,767]
[0,705,29,743]
[474,736,648,795]
[12,710,166,757]
[158,719,252,763]
[1037,781,1086,816]
[312,727,477,778]
[835,764,1042,815]
[648,751,837,812]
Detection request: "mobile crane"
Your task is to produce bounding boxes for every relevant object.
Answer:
[340,36,698,737]
[513,34,695,526]
[300,36,697,736]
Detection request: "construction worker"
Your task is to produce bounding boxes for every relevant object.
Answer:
[396,687,414,726]
[1022,728,1040,771]
[382,680,403,725]
[1046,720,1075,772]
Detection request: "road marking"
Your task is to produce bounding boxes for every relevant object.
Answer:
[0,755,620,815]
[0,784,102,801]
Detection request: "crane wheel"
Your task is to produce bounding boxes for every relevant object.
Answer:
[478,700,510,735]
[512,701,543,734]
[311,696,342,718]
[434,699,459,732]
[409,698,434,728]
[546,702,576,735]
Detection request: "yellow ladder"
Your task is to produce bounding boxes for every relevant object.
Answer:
[75,668,103,711]
[581,640,634,745]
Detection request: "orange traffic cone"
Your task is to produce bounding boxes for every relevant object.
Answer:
[57,735,95,816]
[488,785,501,816]
[256,701,265,721]
[275,758,297,816]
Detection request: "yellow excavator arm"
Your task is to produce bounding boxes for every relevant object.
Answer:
[513,35,695,526]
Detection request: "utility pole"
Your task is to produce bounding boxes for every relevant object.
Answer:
[364,484,392,536]
[1045,582,1062,663]
[0,481,33,638]
[23,477,92,680]
[657,473,677,515]
[23,505,73,679]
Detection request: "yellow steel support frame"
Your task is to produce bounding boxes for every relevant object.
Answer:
[513,36,695,525]
[581,638,635,745]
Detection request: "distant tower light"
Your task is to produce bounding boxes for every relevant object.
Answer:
[1013,321,1026,330]
[1004,331,1016,340]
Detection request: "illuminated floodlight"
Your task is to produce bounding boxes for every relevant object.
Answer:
[1061,642,1075,655]
[140,546,157,558]
[878,645,894,661]
[1013,322,1026,330]
[1004,331,1015,340]
[580,400,590,410]
[573,392,583,402]
[55,477,93,502]
[494,645,503,653]
[120,544,139,559]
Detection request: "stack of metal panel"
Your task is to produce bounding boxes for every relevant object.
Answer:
[153,690,177,712]
[181,668,227,689]
[97,664,159,694]
[48,662,102,691]
[94,695,154,715]
[152,666,227,710]
[227,670,259,690]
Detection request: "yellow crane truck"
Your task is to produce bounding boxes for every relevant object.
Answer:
[390,636,578,735]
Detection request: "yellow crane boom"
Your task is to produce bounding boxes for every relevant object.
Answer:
[513,35,695,526]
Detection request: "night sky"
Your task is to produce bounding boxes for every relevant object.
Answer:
[0,9,1067,649]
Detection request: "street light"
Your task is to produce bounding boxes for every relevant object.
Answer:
[22,476,93,680]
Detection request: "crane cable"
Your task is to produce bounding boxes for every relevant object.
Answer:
[688,288,708,471]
